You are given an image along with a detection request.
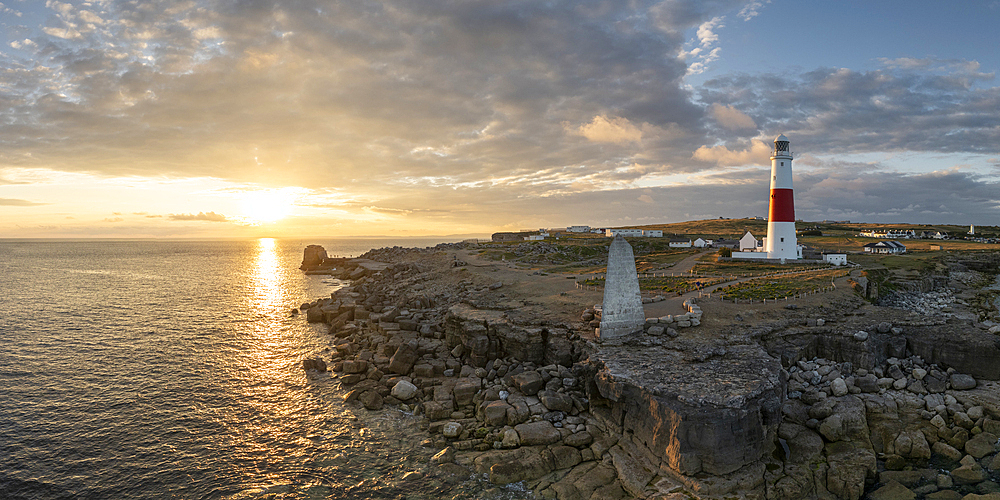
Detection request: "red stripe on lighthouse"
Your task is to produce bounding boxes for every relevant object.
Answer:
[768,189,795,222]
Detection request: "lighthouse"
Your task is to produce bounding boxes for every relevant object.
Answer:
[765,134,798,261]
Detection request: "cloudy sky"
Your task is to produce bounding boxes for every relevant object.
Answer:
[2,0,999,238]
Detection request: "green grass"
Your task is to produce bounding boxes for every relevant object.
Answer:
[716,269,849,300]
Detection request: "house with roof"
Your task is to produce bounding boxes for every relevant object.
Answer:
[738,231,761,251]
[863,240,906,254]
[668,238,692,248]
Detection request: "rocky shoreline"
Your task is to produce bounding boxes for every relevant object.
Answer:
[297,243,1000,500]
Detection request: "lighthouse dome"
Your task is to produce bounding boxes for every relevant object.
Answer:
[774,134,788,143]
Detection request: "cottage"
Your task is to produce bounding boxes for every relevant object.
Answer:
[739,231,760,251]
[863,240,906,254]
[642,230,663,238]
[669,238,692,248]
[692,238,711,248]
[713,239,739,249]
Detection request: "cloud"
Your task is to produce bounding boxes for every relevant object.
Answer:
[709,104,757,130]
[0,198,47,206]
[102,217,124,222]
[698,64,1000,156]
[575,116,643,144]
[168,211,228,222]
[737,1,771,21]
[692,139,772,166]
[0,0,715,192]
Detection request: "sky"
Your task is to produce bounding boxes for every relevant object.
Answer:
[1,0,999,238]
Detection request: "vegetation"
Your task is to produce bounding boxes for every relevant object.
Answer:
[582,275,728,295]
[694,260,832,276]
[716,269,849,300]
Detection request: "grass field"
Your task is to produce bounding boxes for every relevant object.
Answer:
[715,268,849,300]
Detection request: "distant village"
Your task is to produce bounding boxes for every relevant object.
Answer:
[491,219,998,263]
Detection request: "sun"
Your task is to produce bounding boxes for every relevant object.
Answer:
[239,189,296,224]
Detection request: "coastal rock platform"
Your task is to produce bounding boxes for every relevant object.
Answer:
[296,243,1000,500]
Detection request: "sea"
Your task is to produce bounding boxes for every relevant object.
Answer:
[0,238,529,500]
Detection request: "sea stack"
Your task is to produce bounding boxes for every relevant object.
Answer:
[765,134,798,261]
[300,244,329,270]
[598,235,645,341]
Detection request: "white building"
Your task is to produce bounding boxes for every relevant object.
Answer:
[739,231,761,251]
[860,229,916,239]
[823,254,848,266]
[524,235,544,241]
[642,230,663,237]
[864,241,906,254]
[969,225,976,235]
[567,225,591,233]
[669,238,692,248]
[605,228,644,238]
[693,238,710,248]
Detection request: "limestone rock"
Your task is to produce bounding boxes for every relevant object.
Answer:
[965,432,998,459]
[388,340,419,374]
[501,428,520,448]
[869,480,915,500]
[932,441,963,462]
[431,446,456,464]
[391,380,419,400]
[951,374,978,390]
[514,421,561,446]
[359,390,383,410]
[512,370,544,396]
[302,357,327,372]
[951,463,987,485]
[483,400,511,427]
[442,422,463,439]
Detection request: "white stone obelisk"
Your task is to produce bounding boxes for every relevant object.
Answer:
[598,235,645,341]
[765,134,797,261]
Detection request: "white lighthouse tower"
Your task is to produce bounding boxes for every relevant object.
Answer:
[765,134,798,261]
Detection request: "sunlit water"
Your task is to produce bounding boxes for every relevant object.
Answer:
[0,238,517,500]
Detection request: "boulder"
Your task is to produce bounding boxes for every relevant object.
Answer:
[453,378,480,405]
[359,390,383,410]
[538,391,574,413]
[302,358,327,372]
[564,431,594,449]
[423,401,454,421]
[483,401,511,427]
[501,428,520,448]
[550,445,582,470]
[965,432,999,459]
[831,378,849,397]
[868,480,915,500]
[388,341,419,374]
[442,422,463,439]
[391,380,419,400]
[431,446,455,464]
[951,464,987,485]
[341,359,368,374]
[932,441,963,462]
[951,374,977,390]
[512,370,544,396]
[514,421,561,446]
